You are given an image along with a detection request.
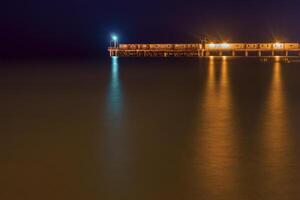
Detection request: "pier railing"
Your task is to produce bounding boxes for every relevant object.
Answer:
[108,43,300,57]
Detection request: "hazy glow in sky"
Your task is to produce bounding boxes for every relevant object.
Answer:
[1,0,300,58]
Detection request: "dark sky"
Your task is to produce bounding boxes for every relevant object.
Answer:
[1,0,300,59]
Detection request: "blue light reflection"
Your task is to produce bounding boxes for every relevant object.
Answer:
[107,56,122,118]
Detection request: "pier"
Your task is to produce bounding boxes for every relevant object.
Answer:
[108,43,300,57]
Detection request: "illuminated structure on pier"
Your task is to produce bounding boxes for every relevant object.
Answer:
[108,41,300,57]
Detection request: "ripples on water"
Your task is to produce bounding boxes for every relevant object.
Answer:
[1,58,300,200]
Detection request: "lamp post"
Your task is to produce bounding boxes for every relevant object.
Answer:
[111,35,118,48]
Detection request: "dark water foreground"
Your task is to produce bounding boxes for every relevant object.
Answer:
[1,58,300,200]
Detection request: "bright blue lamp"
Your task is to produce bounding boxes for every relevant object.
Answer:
[111,34,118,48]
[112,35,118,42]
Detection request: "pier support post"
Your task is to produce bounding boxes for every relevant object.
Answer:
[285,51,289,57]
[111,50,116,57]
[245,51,248,57]
[258,51,262,57]
[198,50,204,57]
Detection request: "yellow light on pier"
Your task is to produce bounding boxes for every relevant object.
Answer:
[274,42,284,49]
[221,43,230,49]
[208,43,216,48]
[207,42,230,49]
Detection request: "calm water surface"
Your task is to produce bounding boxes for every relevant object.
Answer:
[1,58,300,200]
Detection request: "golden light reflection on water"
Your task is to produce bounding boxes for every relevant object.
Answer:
[196,57,237,198]
[261,62,292,195]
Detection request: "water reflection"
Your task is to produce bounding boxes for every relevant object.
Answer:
[107,56,122,117]
[261,61,292,197]
[196,57,237,198]
[104,57,130,199]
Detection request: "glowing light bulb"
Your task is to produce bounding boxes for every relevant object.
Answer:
[274,42,283,49]
[208,43,216,48]
[112,35,118,42]
[221,43,230,48]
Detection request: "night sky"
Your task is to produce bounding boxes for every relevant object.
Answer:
[1,0,300,59]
